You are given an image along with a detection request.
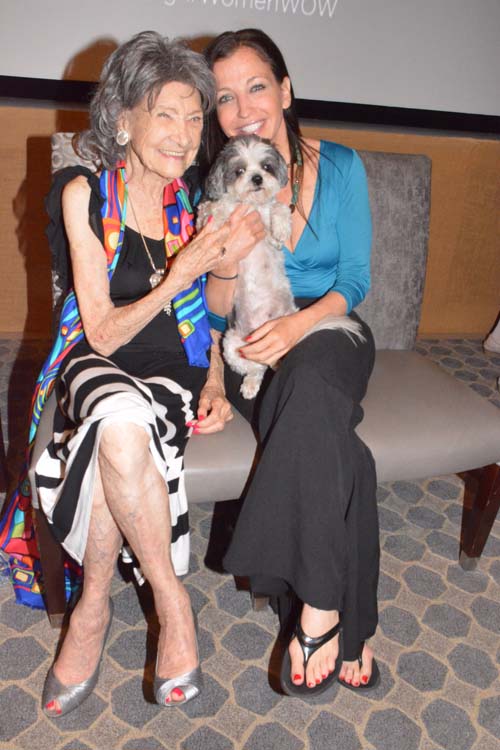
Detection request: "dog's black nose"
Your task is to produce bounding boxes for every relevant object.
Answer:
[251,173,263,187]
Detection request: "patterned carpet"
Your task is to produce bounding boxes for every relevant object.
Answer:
[0,336,499,750]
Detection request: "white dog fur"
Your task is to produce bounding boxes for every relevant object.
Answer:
[198,135,364,399]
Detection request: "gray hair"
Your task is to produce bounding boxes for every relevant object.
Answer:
[78,31,215,169]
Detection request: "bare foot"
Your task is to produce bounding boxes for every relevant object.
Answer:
[44,596,112,716]
[155,582,198,704]
[289,605,340,688]
[339,643,375,687]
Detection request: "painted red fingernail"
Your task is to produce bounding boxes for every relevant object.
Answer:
[193,427,200,434]
[293,674,301,682]
[244,336,252,341]
[198,415,206,421]
[239,350,246,358]
[362,675,369,683]
[186,421,195,427]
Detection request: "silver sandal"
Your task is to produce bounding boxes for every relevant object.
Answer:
[154,609,203,707]
[42,598,114,717]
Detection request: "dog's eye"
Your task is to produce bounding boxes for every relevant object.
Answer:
[262,163,274,173]
[235,167,245,177]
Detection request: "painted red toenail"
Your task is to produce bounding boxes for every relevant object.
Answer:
[316,678,321,684]
[293,674,302,682]
[353,681,360,686]
[172,688,184,698]
[362,675,369,683]
[45,700,54,710]
[165,695,171,703]
[56,707,62,715]
[322,673,328,678]
[308,682,315,687]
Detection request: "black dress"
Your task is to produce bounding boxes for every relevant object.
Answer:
[35,168,208,575]
[223,306,379,661]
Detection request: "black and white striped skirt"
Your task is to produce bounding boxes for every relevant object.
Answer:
[35,345,206,577]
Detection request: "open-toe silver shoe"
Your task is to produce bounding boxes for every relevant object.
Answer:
[154,609,203,707]
[42,598,114,717]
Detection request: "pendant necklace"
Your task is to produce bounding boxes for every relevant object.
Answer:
[127,191,171,315]
[289,145,303,214]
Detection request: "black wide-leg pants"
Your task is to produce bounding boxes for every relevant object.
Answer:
[223,311,380,661]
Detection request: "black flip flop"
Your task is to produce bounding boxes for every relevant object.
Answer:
[337,642,380,691]
[280,619,342,697]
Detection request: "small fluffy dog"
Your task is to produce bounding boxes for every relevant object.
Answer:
[198,135,364,399]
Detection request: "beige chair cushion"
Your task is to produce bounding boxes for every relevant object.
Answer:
[185,350,500,499]
[30,350,500,506]
[358,351,500,482]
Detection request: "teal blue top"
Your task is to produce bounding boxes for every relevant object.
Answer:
[284,140,371,312]
[206,140,371,331]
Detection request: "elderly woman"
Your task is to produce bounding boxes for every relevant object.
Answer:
[6,31,263,715]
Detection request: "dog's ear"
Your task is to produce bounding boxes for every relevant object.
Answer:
[204,156,227,201]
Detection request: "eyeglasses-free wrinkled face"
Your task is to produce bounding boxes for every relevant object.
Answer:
[122,81,204,181]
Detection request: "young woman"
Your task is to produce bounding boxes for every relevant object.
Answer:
[202,29,380,697]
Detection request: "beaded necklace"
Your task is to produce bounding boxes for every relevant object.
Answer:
[289,145,303,213]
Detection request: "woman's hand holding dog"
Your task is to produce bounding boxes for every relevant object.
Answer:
[215,204,266,274]
[169,205,264,298]
[204,205,266,318]
[168,221,232,296]
[239,292,352,366]
[239,312,309,366]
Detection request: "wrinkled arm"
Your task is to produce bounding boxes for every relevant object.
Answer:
[63,176,230,357]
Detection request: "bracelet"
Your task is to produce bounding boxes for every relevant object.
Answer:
[208,270,239,281]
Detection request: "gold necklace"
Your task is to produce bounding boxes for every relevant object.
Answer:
[127,191,171,315]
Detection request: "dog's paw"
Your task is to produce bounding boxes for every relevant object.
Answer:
[196,201,213,228]
[270,202,292,245]
[197,200,233,229]
[240,374,264,400]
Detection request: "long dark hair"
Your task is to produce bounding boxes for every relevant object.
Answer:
[201,28,304,180]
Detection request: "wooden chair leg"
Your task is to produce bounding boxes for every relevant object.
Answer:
[459,463,500,570]
[251,592,270,612]
[33,508,67,627]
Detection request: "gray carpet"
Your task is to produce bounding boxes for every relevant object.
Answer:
[0,336,499,750]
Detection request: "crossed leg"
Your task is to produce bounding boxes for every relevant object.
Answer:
[44,422,196,714]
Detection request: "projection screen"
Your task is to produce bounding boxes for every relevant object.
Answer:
[1,0,499,127]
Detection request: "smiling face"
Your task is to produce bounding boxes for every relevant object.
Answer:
[213,46,291,157]
[122,80,203,181]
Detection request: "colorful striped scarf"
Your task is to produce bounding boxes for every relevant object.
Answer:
[0,166,211,609]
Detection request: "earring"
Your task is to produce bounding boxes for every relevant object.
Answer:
[116,130,129,146]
